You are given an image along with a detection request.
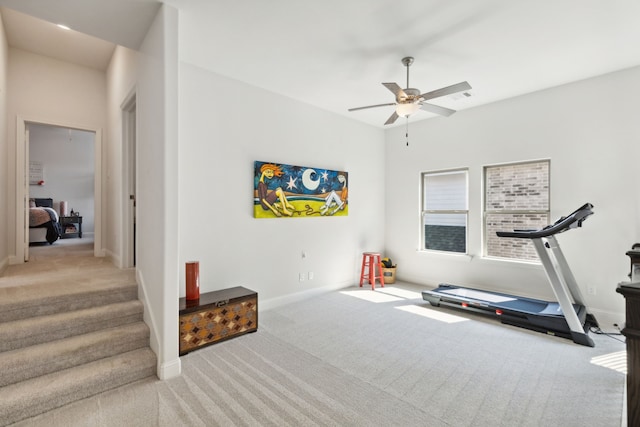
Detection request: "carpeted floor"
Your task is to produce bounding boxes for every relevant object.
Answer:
[11,279,627,426]
[0,238,126,291]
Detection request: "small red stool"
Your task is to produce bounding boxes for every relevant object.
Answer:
[359,252,384,290]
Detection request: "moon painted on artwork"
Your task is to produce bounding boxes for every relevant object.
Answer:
[301,169,320,190]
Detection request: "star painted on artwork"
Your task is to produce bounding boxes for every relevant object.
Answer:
[320,187,326,194]
[321,171,329,182]
[286,175,298,190]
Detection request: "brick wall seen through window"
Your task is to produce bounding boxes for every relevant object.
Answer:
[484,161,549,260]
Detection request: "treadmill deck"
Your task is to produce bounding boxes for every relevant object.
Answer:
[422,283,589,337]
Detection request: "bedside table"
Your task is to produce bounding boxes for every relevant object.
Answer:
[59,216,83,239]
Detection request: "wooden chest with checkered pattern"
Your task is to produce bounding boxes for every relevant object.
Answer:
[179,286,258,355]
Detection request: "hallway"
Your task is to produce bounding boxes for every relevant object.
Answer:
[0,238,133,291]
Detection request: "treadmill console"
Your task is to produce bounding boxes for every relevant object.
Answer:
[496,203,593,239]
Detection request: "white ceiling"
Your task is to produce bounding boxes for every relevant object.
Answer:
[2,0,640,128]
[0,7,117,70]
[0,0,160,50]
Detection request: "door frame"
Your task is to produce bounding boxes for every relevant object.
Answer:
[15,115,103,261]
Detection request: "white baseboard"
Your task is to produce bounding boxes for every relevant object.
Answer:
[158,357,181,380]
[136,270,159,352]
[104,248,121,267]
[590,307,625,334]
[260,280,352,311]
[8,255,22,265]
[137,269,181,379]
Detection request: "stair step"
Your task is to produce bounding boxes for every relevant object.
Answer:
[0,347,156,426]
[0,300,143,352]
[0,276,137,323]
[0,322,150,387]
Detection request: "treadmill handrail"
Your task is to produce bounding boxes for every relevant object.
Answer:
[496,203,593,239]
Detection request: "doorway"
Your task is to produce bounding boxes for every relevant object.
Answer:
[28,124,96,251]
[15,117,103,262]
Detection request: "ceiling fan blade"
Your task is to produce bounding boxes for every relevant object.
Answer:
[348,102,396,112]
[382,82,407,99]
[384,111,399,125]
[420,81,471,101]
[420,103,456,117]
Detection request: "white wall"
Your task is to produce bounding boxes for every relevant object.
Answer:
[178,64,385,308]
[28,124,95,232]
[0,14,8,272]
[105,45,138,265]
[384,66,640,331]
[135,4,180,379]
[6,47,107,261]
[131,2,386,378]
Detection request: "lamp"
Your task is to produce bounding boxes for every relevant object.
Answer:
[396,101,421,118]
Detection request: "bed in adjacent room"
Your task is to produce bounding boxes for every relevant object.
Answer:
[29,198,61,244]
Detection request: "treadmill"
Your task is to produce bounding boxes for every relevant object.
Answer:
[422,203,598,346]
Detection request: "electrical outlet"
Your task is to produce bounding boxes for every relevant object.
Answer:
[587,285,596,296]
[308,272,314,280]
[299,273,306,282]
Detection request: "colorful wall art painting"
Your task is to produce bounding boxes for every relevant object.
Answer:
[254,161,348,218]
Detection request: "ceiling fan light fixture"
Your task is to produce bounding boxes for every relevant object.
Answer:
[396,102,420,118]
[348,56,471,127]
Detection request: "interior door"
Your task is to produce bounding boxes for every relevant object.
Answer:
[128,108,136,266]
[123,94,137,267]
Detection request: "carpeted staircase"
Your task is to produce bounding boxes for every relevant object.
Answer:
[0,279,157,426]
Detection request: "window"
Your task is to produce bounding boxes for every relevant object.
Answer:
[484,160,550,261]
[421,170,468,253]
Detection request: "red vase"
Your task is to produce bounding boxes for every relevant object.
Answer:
[185,261,200,300]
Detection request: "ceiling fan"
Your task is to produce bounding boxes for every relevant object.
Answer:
[348,57,471,125]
